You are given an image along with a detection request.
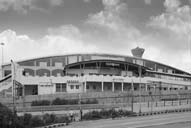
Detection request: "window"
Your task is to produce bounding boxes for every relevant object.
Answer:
[157,69,163,72]
[26,72,29,76]
[167,69,172,74]
[61,84,66,92]
[56,84,61,92]
[57,73,61,77]
[71,85,74,89]
[76,85,79,89]
[68,56,77,64]
[4,70,11,76]
[39,62,47,67]
[56,83,66,92]
[55,62,62,67]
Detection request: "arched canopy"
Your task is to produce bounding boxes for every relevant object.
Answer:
[64,59,150,76]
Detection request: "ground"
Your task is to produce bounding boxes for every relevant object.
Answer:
[62,112,191,128]
[141,121,191,128]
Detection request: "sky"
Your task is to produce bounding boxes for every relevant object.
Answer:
[0,0,191,72]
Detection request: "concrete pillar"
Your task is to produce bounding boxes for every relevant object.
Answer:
[122,82,124,92]
[112,82,114,92]
[101,81,104,92]
[34,61,37,76]
[153,85,156,91]
[145,84,148,91]
[22,85,25,96]
[139,83,141,91]
[50,58,52,76]
[131,81,134,91]
[84,81,87,92]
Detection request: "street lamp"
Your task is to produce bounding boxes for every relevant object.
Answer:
[0,42,5,78]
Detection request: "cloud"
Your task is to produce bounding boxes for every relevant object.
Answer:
[0,0,190,72]
[86,0,126,30]
[148,0,191,50]
[83,0,91,3]
[85,0,191,72]
[149,0,191,35]
[85,0,141,50]
[144,0,151,5]
[0,26,98,63]
[0,0,63,13]
[146,0,191,72]
[49,0,63,6]
[164,0,181,11]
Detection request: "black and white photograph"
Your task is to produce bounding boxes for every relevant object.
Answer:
[0,0,191,127]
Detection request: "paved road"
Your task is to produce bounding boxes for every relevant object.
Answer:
[63,112,191,128]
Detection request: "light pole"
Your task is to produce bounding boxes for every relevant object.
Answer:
[138,65,142,114]
[0,42,4,78]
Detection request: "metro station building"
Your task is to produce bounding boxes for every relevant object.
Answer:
[0,47,191,96]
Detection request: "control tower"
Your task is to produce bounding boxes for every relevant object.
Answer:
[131,46,145,58]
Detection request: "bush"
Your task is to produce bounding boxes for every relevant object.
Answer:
[52,98,78,105]
[0,102,72,128]
[43,113,56,125]
[55,115,71,124]
[31,98,99,106]
[67,99,78,105]
[31,100,50,106]
[30,116,44,127]
[82,109,136,120]
[81,99,98,104]
[0,102,28,128]
[0,102,15,128]
[21,113,32,128]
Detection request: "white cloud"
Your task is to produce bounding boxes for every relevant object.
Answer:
[144,0,151,5]
[83,0,91,3]
[0,0,63,13]
[86,0,141,49]
[86,0,127,30]
[102,0,120,7]
[164,0,181,11]
[49,0,63,6]
[149,0,191,36]
[148,0,191,45]
[0,26,98,63]
[146,0,191,72]
[0,0,190,73]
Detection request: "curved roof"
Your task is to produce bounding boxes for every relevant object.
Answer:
[2,53,191,76]
[64,59,149,70]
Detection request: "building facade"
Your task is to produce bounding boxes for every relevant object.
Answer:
[0,48,191,96]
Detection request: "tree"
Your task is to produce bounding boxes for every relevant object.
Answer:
[0,102,14,128]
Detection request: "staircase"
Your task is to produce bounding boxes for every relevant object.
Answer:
[0,75,12,96]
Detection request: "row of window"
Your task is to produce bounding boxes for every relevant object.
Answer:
[70,85,80,89]
[153,74,190,81]
[56,83,66,92]
[54,83,189,93]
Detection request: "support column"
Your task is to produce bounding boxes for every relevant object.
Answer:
[22,85,25,96]
[112,82,114,92]
[101,81,104,92]
[34,60,37,76]
[50,58,52,76]
[153,85,156,91]
[122,82,124,92]
[84,81,87,92]
[145,84,148,91]
[131,80,134,91]
[139,84,141,91]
